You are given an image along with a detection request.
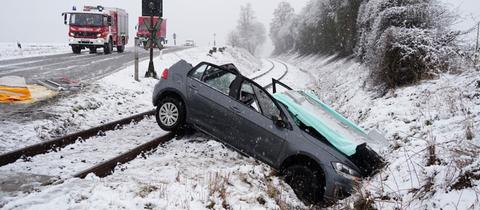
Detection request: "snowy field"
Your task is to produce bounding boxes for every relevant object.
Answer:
[0,43,70,61]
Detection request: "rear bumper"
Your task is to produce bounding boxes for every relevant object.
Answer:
[69,38,106,47]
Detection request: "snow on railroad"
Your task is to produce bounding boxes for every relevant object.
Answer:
[1,135,305,210]
[279,53,480,210]
[0,43,70,61]
[0,117,166,179]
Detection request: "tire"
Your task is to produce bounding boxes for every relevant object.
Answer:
[156,97,186,131]
[117,44,125,53]
[104,39,113,54]
[72,46,81,54]
[283,164,325,205]
[89,47,97,54]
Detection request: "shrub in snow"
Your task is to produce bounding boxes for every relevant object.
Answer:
[356,0,459,88]
[371,27,458,88]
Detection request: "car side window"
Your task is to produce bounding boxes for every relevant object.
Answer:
[253,85,281,119]
[202,65,236,95]
[190,64,208,81]
[238,80,281,119]
[239,81,261,113]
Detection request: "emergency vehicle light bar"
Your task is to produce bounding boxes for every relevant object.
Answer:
[83,5,105,12]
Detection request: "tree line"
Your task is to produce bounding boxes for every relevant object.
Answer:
[269,0,460,89]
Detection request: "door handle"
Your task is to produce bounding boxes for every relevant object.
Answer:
[189,84,198,90]
[230,106,241,113]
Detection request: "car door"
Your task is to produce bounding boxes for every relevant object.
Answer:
[228,79,291,165]
[186,63,239,144]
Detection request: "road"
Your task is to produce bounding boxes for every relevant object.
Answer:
[0,46,188,84]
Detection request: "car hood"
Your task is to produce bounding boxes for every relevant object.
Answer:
[273,90,369,156]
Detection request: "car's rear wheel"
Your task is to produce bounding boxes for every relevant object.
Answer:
[283,164,325,205]
[156,97,185,131]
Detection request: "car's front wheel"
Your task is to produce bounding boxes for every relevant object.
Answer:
[283,164,325,205]
[156,97,185,131]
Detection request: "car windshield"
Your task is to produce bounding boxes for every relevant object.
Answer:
[70,13,104,27]
[281,90,367,144]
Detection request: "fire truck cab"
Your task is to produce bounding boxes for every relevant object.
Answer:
[63,6,129,54]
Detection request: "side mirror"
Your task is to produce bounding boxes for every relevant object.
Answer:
[107,16,112,26]
[63,13,67,25]
[272,116,288,129]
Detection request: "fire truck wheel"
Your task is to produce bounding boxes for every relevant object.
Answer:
[117,45,125,53]
[72,46,81,54]
[89,47,97,54]
[104,39,113,54]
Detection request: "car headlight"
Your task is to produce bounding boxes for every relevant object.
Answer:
[69,32,75,37]
[97,33,102,38]
[332,162,361,180]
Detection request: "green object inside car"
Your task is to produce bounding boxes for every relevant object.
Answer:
[273,90,368,156]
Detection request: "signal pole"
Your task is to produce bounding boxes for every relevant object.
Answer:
[145,1,158,78]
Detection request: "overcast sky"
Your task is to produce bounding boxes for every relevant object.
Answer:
[0,0,478,54]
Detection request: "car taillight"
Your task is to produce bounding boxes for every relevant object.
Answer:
[161,68,169,80]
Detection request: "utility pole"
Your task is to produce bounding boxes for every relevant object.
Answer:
[145,1,159,78]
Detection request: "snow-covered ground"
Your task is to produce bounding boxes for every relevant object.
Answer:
[0,47,263,153]
[0,43,70,61]
[279,53,480,209]
[3,44,477,209]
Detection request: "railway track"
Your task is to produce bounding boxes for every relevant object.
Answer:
[251,59,275,80]
[0,58,289,182]
[264,59,289,89]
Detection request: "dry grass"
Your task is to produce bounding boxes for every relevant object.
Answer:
[206,172,230,209]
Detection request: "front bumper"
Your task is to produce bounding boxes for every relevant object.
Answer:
[323,172,361,204]
[69,38,106,46]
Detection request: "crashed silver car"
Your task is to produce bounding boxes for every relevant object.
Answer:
[152,60,386,205]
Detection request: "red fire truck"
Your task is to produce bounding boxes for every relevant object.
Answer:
[136,16,167,49]
[63,6,129,54]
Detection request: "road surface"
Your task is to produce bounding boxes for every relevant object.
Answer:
[0,46,188,84]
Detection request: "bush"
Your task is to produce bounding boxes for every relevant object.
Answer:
[371,27,457,88]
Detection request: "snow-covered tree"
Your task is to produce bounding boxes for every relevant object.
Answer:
[227,31,241,48]
[270,2,296,54]
[227,3,267,56]
[294,0,362,56]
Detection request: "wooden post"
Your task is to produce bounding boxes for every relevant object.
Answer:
[134,37,140,81]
